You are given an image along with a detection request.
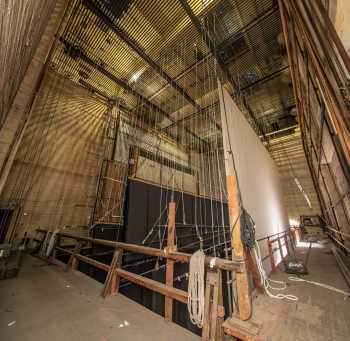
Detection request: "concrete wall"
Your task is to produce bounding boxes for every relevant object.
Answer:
[0,0,68,198]
[0,71,107,239]
[0,0,57,126]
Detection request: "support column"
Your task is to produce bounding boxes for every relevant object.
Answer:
[218,79,252,321]
[227,175,252,321]
[165,202,176,321]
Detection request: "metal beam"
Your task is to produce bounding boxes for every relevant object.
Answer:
[83,0,221,132]
[83,0,199,110]
[240,66,290,91]
[178,0,266,140]
[59,37,209,149]
[164,102,219,132]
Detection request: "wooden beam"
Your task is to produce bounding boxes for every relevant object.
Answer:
[267,239,276,273]
[75,254,110,272]
[102,247,123,297]
[165,202,176,321]
[246,248,263,294]
[37,229,243,272]
[227,175,252,321]
[115,268,188,304]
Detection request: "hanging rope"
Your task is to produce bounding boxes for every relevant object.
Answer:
[187,250,206,328]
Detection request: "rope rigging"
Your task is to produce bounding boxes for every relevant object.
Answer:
[187,250,206,328]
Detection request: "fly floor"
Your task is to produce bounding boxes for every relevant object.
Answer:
[0,255,199,341]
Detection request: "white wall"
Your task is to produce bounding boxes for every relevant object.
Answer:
[218,82,289,270]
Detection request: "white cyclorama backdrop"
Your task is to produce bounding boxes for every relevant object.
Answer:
[218,81,289,271]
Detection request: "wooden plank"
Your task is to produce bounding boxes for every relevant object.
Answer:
[165,202,176,321]
[37,229,243,272]
[277,237,284,262]
[112,248,123,295]
[102,247,122,298]
[246,248,263,294]
[171,251,244,272]
[64,241,82,272]
[71,256,78,271]
[226,175,252,321]
[202,270,224,341]
[75,254,110,271]
[283,234,290,255]
[115,268,188,304]
[223,316,261,341]
[267,239,275,272]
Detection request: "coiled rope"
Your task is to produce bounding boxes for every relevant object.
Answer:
[254,241,298,301]
[187,250,206,327]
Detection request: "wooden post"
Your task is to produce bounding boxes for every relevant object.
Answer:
[202,269,224,341]
[65,241,82,272]
[289,230,295,251]
[165,202,176,321]
[246,248,263,294]
[111,272,117,295]
[283,234,289,256]
[114,248,123,295]
[267,239,275,273]
[128,145,139,177]
[218,78,251,320]
[102,247,123,297]
[227,175,251,321]
[52,234,61,260]
[71,256,78,270]
[277,237,284,262]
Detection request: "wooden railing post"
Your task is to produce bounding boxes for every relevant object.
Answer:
[283,233,289,256]
[165,202,176,321]
[65,241,82,272]
[267,238,275,273]
[202,269,224,340]
[102,247,123,297]
[246,248,263,294]
[111,248,123,296]
[71,256,78,271]
[277,236,284,262]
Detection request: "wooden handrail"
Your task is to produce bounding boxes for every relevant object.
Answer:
[36,228,244,272]
[56,243,188,303]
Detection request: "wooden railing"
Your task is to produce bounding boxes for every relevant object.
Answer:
[256,228,297,273]
[35,222,244,323]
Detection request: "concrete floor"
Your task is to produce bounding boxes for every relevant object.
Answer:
[0,256,199,341]
[1,241,349,341]
[252,241,350,340]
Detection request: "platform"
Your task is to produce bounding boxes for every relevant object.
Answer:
[0,255,199,341]
[251,241,350,341]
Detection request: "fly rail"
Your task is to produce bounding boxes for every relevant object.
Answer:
[34,220,244,326]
